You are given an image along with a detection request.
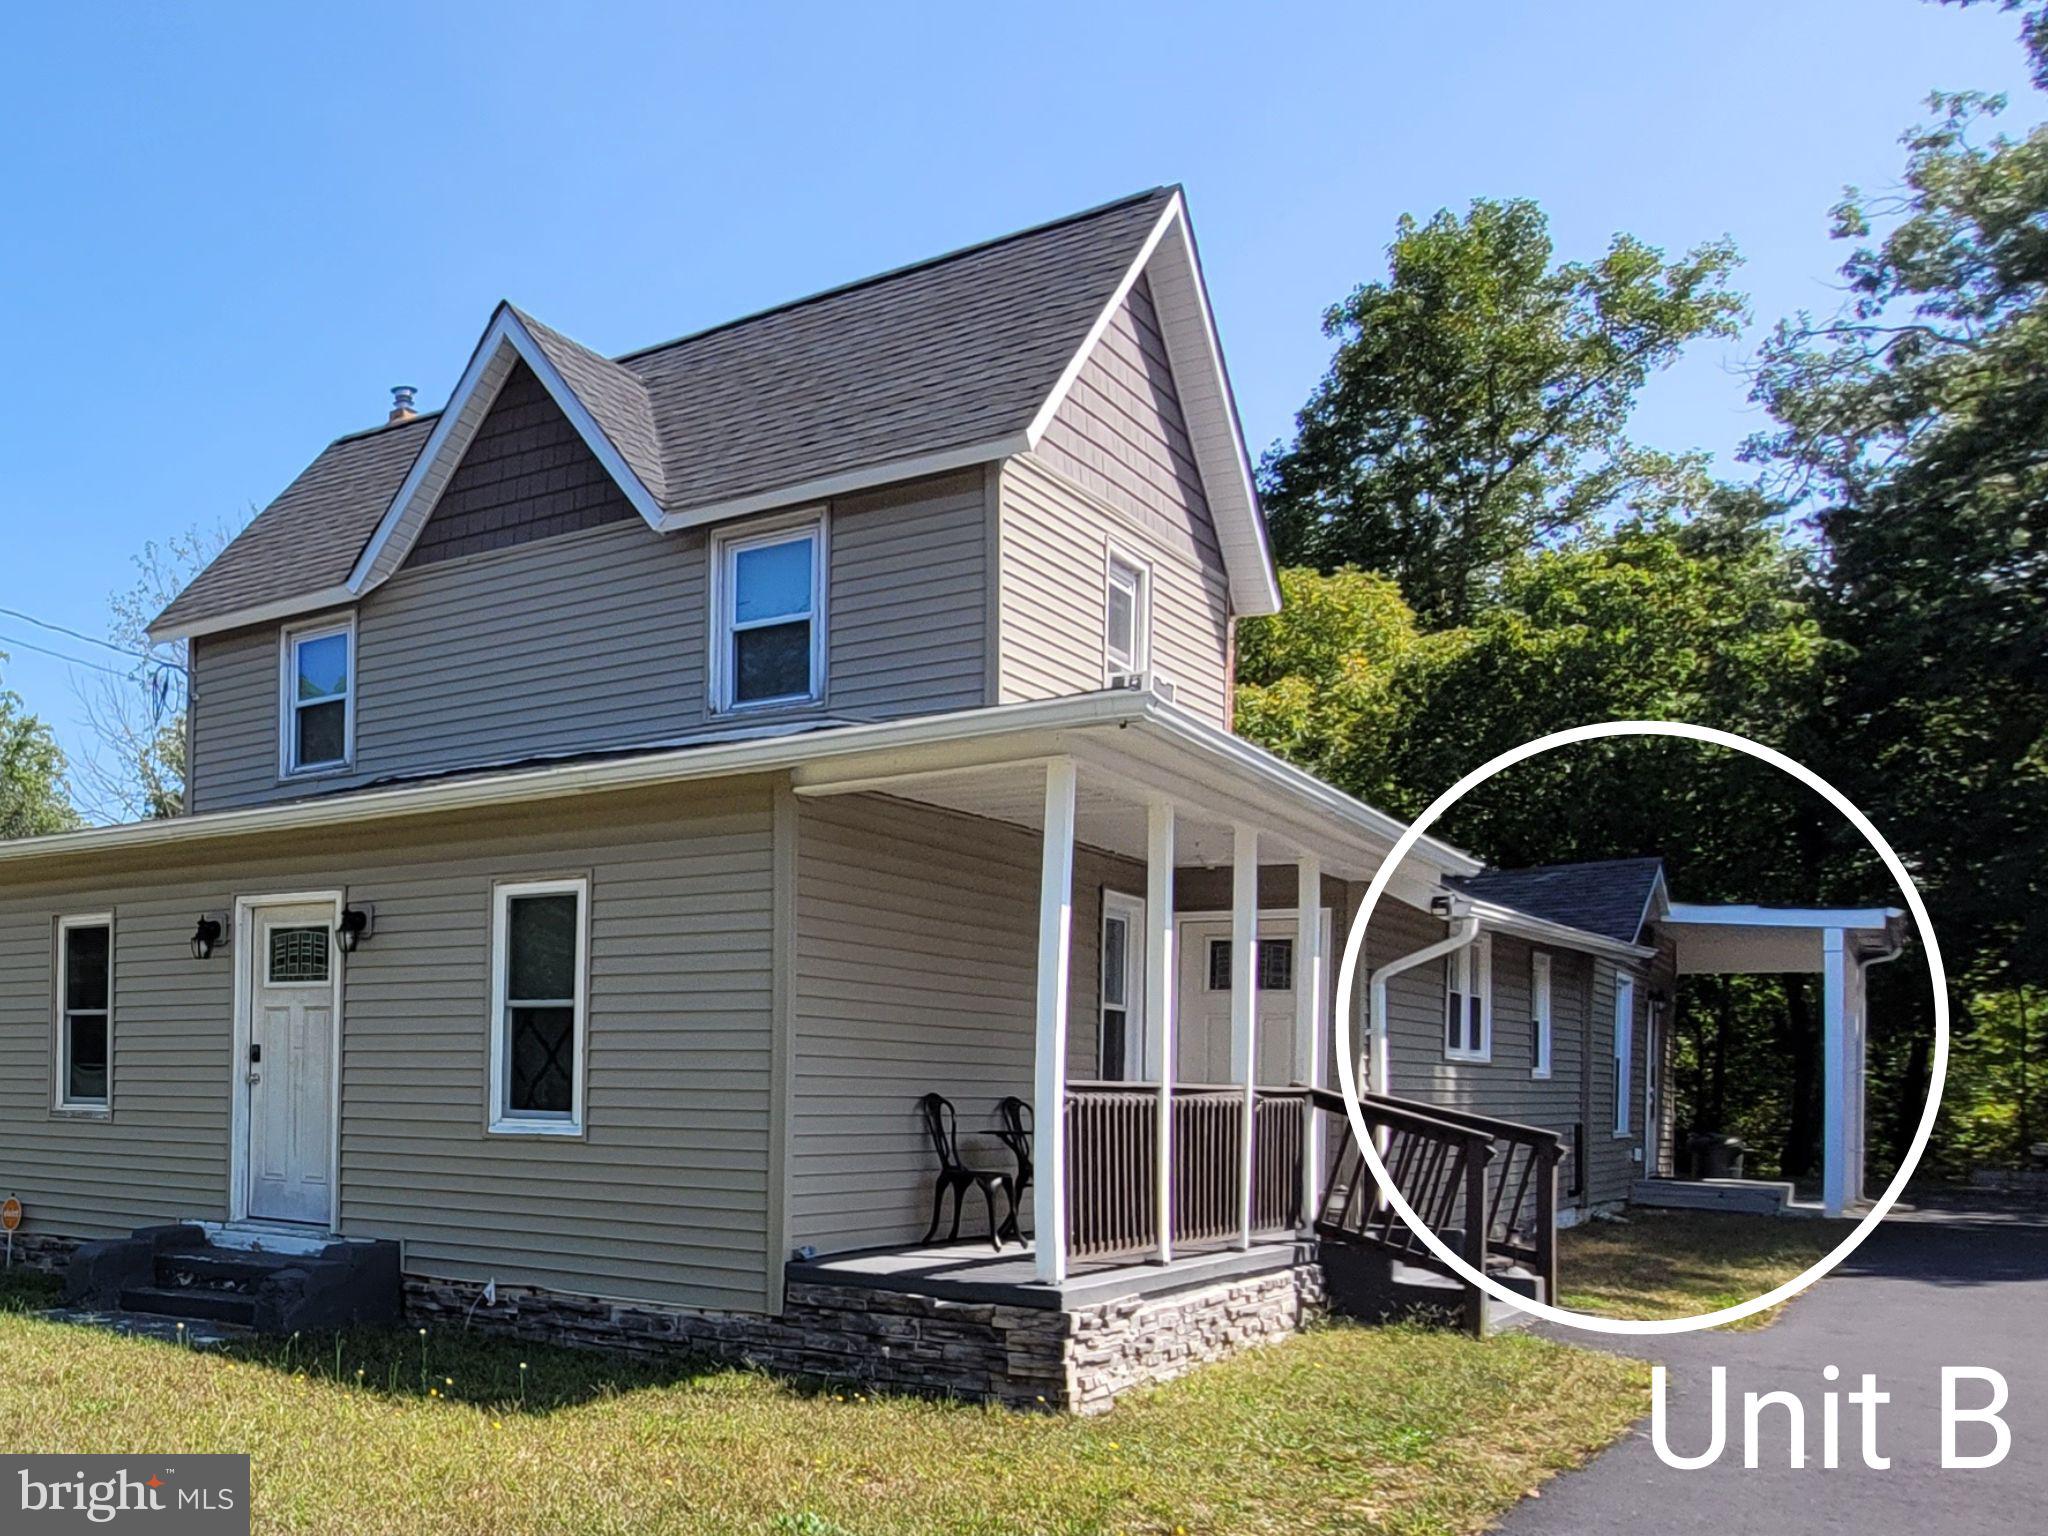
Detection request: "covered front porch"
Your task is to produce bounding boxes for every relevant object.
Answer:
[784,700,1479,1292]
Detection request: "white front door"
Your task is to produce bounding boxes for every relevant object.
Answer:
[1175,915,1328,1087]
[245,901,337,1226]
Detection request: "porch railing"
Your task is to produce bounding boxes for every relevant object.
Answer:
[1064,1083,1309,1262]
[1310,1087,1561,1335]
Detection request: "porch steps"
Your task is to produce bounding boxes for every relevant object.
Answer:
[61,1224,403,1335]
[1321,1241,1547,1334]
[1631,1178,1820,1218]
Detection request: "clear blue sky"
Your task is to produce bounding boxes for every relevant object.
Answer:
[1,1,2038,788]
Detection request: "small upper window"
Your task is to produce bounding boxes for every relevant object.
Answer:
[715,516,825,711]
[57,916,112,1111]
[490,878,589,1135]
[1444,934,1493,1063]
[282,619,354,775]
[1105,553,1150,678]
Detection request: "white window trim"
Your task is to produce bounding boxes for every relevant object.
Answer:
[54,912,114,1115]
[278,613,357,778]
[1103,546,1152,682]
[488,876,591,1137]
[1645,997,1662,1154]
[1613,971,1635,1137]
[708,509,828,715]
[1099,891,1147,1079]
[1530,952,1553,1080]
[1444,933,1493,1063]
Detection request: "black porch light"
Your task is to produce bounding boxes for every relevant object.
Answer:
[190,916,223,960]
[336,904,374,953]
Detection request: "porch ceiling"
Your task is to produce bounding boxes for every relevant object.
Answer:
[788,707,1475,903]
[1659,903,1905,975]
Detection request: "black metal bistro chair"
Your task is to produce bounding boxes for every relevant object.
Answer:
[917,1093,1017,1250]
[994,1096,1033,1244]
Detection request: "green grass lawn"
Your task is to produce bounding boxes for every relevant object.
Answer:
[1558,1210,1851,1328]
[0,1269,1642,1536]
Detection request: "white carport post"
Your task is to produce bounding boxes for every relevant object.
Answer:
[1147,800,1177,1264]
[1822,927,1849,1218]
[1033,758,1078,1284]
[1294,853,1325,1224]
[1231,824,1260,1249]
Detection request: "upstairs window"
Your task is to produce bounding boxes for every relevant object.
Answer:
[1444,934,1492,1062]
[281,618,354,775]
[489,877,588,1135]
[1105,552,1151,680]
[56,915,112,1112]
[714,514,825,711]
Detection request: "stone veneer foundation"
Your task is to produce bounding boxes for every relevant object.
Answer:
[406,1261,1325,1414]
[6,1232,80,1274]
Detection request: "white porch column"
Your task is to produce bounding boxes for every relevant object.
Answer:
[1033,758,1078,1283]
[1146,800,1177,1264]
[1294,853,1324,1224]
[1821,927,1848,1218]
[1231,824,1259,1249]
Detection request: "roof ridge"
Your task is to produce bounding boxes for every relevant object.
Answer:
[610,185,1176,366]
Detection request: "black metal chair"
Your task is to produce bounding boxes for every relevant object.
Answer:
[917,1093,1016,1250]
[994,1096,1033,1243]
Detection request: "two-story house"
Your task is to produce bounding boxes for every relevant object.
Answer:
[0,188,1903,1408]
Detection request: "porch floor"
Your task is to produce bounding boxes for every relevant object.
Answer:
[786,1237,1313,1311]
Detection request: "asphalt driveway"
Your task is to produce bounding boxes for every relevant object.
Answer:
[1500,1195,2047,1534]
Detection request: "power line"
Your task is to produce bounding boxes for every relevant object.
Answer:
[0,604,186,671]
[0,631,155,683]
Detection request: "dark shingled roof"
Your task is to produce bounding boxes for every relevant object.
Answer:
[1450,857,1666,946]
[153,188,1177,637]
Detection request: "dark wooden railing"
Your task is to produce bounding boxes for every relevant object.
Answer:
[1311,1088,1561,1336]
[1065,1083,1309,1262]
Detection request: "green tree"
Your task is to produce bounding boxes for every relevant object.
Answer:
[1750,0,2048,1167]
[0,680,80,839]
[1261,198,1745,626]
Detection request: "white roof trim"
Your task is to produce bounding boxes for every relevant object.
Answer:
[1631,866,1670,944]
[653,433,1030,532]
[1662,903,1902,931]
[1025,192,1280,617]
[346,305,666,595]
[0,691,1478,882]
[149,585,358,646]
[1466,898,1659,965]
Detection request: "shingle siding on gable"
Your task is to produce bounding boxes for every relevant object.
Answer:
[405,360,637,568]
[186,471,990,813]
[1038,273,1222,568]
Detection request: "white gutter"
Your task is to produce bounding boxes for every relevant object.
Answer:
[0,689,1481,880]
[1462,897,1657,965]
[1369,914,1482,1095]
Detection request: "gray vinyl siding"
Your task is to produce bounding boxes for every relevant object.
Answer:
[997,453,1231,726]
[188,471,989,813]
[787,793,1144,1254]
[0,783,778,1312]
[1037,273,1223,569]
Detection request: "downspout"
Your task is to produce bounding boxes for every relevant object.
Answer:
[1369,908,1481,1095]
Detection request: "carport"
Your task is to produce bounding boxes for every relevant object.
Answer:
[1659,904,1908,1217]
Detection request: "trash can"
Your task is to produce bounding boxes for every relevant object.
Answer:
[1686,1132,1747,1180]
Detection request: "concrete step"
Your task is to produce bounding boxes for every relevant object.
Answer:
[118,1285,260,1327]
[156,1249,301,1292]
[1632,1179,1797,1216]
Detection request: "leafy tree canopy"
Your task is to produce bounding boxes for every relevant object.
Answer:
[0,680,80,839]
[1260,198,1745,626]
[1751,0,2048,987]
